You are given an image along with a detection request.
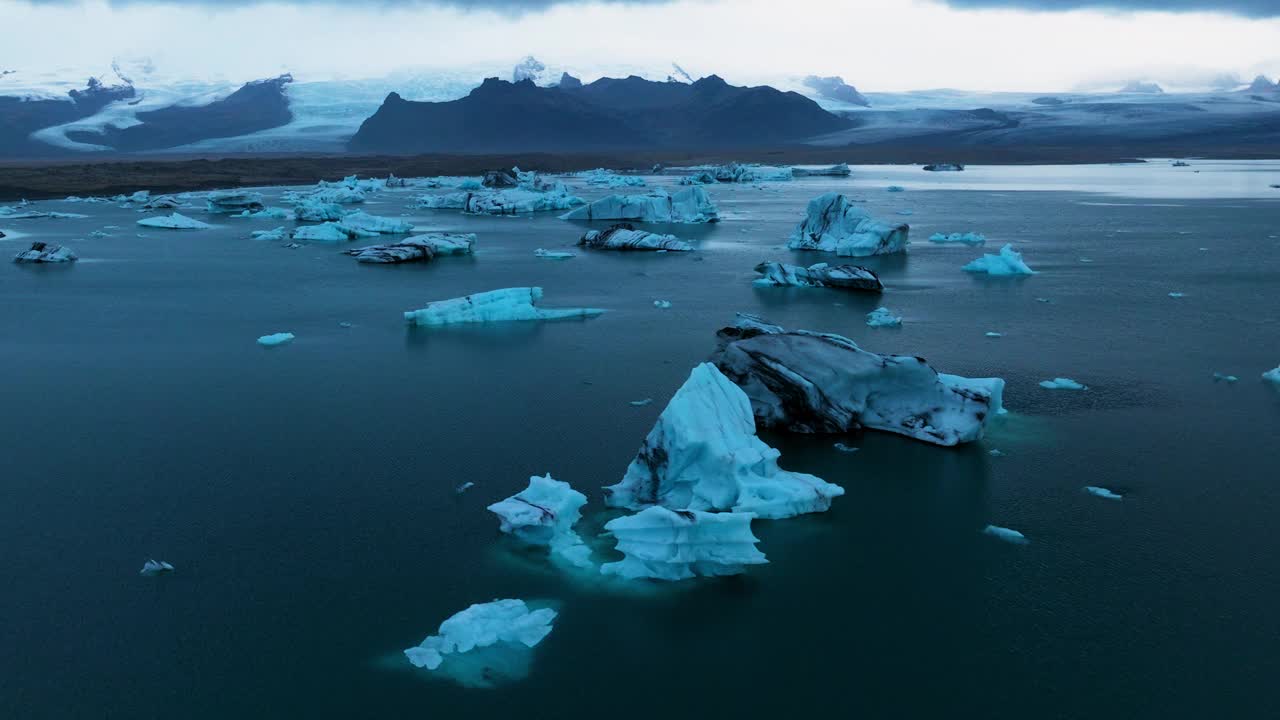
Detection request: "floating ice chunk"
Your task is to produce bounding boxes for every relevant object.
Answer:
[1084,486,1122,500]
[929,232,986,246]
[578,168,647,187]
[787,193,909,257]
[534,249,575,259]
[293,198,348,222]
[0,209,88,220]
[13,241,76,263]
[235,207,291,220]
[560,187,719,224]
[206,190,265,214]
[866,307,902,327]
[338,211,415,235]
[686,163,793,184]
[711,314,1005,446]
[629,398,653,407]
[293,222,379,242]
[257,332,295,347]
[963,244,1035,275]
[345,233,475,263]
[1039,378,1086,390]
[603,363,843,519]
[251,227,288,241]
[833,443,859,453]
[403,599,556,678]
[487,474,591,568]
[792,164,852,177]
[988,449,1005,457]
[456,482,475,494]
[404,287,604,327]
[1263,366,1280,384]
[1212,373,1238,383]
[653,300,672,309]
[985,332,1003,338]
[753,261,883,291]
[678,171,717,186]
[578,223,693,251]
[923,163,965,172]
[887,185,905,192]
[418,187,584,215]
[1168,292,1186,298]
[139,559,174,576]
[143,196,183,210]
[983,525,1027,544]
[600,507,768,581]
[136,212,211,230]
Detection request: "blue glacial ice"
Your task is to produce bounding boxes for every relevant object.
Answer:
[1168,292,1187,299]
[600,507,768,581]
[136,212,211,230]
[13,242,77,263]
[346,234,476,263]
[403,287,604,327]
[787,193,909,257]
[139,559,174,576]
[833,443,859,453]
[1084,486,1123,500]
[866,307,903,327]
[487,474,592,569]
[332,211,414,235]
[929,232,987,246]
[257,332,295,347]
[1039,378,1086,390]
[753,261,883,291]
[983,525,1028,544]
[292,198,348,222]
[292,222,378,242]
[559,186,719,224]
[534,248,576,259]
[679,163,793,184]
[418,187,584,215]
[603,363,843,520]
[985,331,1003,338]
[577,168,647,187]
[653,300,672,308]
[205,191,265,215]
[578,224,693,251]
[962,244,1035,275]
[1263,366,1280,384]
[251,227,288,241]
[403,599,556,687]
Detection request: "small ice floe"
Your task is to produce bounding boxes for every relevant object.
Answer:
[600,507,768,581]
[346,234,475,263]
[988,449,1005,457]
[534,248,575,259]
[403,599,557,686]
[1039,377,1086,390]
[653,300,672,309]
[928,232,986,246]
[578,224,692,251]
[963,244,1035,276]
[1084,486,1122,500]
[1262,365,1280,385]
[257,332,295,347]
[0,209,87,220]
[982,525,1028,545]
[89,230,109,238]
[1036,297,1051,303]
[833,442,859,453]
[1078,257,1093,263]
[13,241,76,263]
[985,332,1003,338]
[629,398,653,407]
[896,210,914,216]
[1212,373,1239,383]
[143,196,182,210]
[488,474,591,568]
[137,213,211,230]
[251,227,288,241]
[139,559,174,576]
[1168,292,1186,299]
[887,185,905,192]
[866,307,902,328]
[404,287,604,326]
[338,321,353,328]
[293,221,377,242]
[923,163,964,172]
[455,482,475,494]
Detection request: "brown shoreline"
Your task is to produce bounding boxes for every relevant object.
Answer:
[2,144,1275,201]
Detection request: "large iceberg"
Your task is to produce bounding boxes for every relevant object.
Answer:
[334,211,414,235]
[710,314,1005,446]
[205,190,265,214]
[753,262,882,291]
[487,474,591,569]
[136,213,211,230]
[603,363,843,520]
[345,233,476,263]
[578,223,693,252]
[13,241,77,263]
[787,193,909,257]
[560,187,719,224]
[293,198,348,222]
[578,168,646,187]
[600,507,768,581]
[404,287,604,327]
[403,599,556,687]
[417,187,583,215]
[963,244,1035,276]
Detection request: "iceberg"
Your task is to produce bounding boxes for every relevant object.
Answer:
[418,187,583,215]
[985,332,1003,338]
[578,223,693,252]
[13,241,77,263]
[139,559,174,576]
[346,233,476,263]
[0,210,88,220]
[293,198,348,222]
[787,193,909,257]
[535,249,575,259]
[334,211,414,235]
[483,170,519,188]
[792,164,851,177]
[963,244,1035,275]
[251,227,288,241]
[404,287,604,327]
[684,163,793,183]
[143,196,182,210]
[653,300,672,309]
[603,363,843,520]
[1212,372,1238,383]
[257,332,295,347]
[136,213,211,230]
[1039,378,1086,390]
[1084,486,1122,500]
[559,187,719,224]
[600,507,768,581]
[1168,292,1186,299]
[887,185,904,192]
[753,262,883,291]
[578,168,646,187]
[923,163,965,172]
[288,187,366,205]
[292,222,378,242]
[710,314,1005,446]
[1261,366,1280,384]
[234,207,290,220]
[983,525,1028,544]
[866,307,902,327]
[929,232,987,246]
[833,443,859,453]
[403,599,556,686]
[487,474,591,569]
[205,190,265,214]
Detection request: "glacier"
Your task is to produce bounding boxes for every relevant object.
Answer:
[403,599,556,687]
[578,224,693,252]
[403,287,604,327]
[487,474,592,569]
[787,193,909,257]
[711,314,1005,446]
[559,187,719,224]
[603,363,843,520]
[346,233,476,263]
[963,244,1036,275]
[752,262,883,291]
[600,507,768,581]
[13,242,77,263]
[136,213,211,230]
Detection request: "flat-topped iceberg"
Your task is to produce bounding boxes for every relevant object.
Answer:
[603,363,843,520]
[923,163,965,172]
[788,193,909,257]
[535,249,575,259]
[792,164,851,177]
[1264,365,1280,384]
[251,227,288,241]
[293,222,379,242]
[487,474,591,569]
[579,223,692,252]
[600,507,768,581]
[560,187,719,224]
[13,241,77,263]
[1040,377,1086,390]
[346,233,476,263]
[257,332,294,347]
[417,187,583,215]
[929,232,987,246]
[205,190,265,214]
[963,244,1035,275]
[753,262,882,291]
[334,211,414,235]
[136,213,211,230]
[285,187,366,205]
[711,314,1005,446]
[404,287,604,327]
[403,599,556,687]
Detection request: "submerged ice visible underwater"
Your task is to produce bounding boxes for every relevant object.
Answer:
[2,161,1280,719]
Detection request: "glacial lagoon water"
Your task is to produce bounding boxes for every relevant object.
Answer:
[2,162,1279,718]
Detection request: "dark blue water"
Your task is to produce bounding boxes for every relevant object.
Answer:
[3,163,1279,718]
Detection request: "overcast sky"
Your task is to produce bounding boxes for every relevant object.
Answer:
[3,0,1278,91]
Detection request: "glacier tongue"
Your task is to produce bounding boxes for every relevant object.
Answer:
[787,193,909,257]
[600,507,768,581]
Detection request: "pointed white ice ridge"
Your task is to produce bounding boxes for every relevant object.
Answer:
[963,244,1035,275]
[600,507,768,581]
[560,186,718,224]
[487,474,592,569]
[403,287,604,327]
[787,193,909,257]
[403,599,557,679]
[139,559,174,576]
[603,363,843,520]
[136,212,210,230]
